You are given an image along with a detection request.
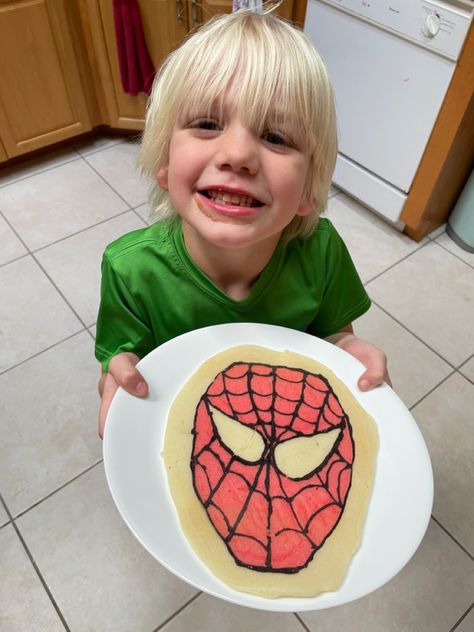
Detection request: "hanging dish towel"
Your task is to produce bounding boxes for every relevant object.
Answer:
[113,0,155,95]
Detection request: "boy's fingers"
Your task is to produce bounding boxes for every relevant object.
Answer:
[109,353,148,397]
[358,372,381,391]
[98,353,148,440]
[98,373,119,439]
[338,336,391,391]
[358,367,391,391]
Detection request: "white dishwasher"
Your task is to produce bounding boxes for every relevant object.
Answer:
[304,0,473,227]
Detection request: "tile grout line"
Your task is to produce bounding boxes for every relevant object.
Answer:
[370,298,459,371]
[132,205,151,224]
[294,612,312,631]
[0,208,34,255]
[0,155,82,190]
[460,374,474,386]
[152,591,203,631]
[458,361,474,386]
[0,493,71,631]
[427,228,447,240]
[364,235,474,291]
[408,368,457,411]
[13,523,72,631]
[0,494,11,530]
[82,151,142,212]
[0,204,146,268]
[363,237,431,287]
[432,235,474,270]
[449,601,474,632]
[0,251,30,269]
[455,366,473,386]
[71,138,127,159]
[30,251,92,328]
[0,329,89,377]
[30,207,138,255]
[11,460,104,522]
[430,515,474,563]
[0,137,128,190]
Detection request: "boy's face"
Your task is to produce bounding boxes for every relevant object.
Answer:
[156,98,312,252]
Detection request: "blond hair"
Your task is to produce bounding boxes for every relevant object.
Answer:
[139,10,337,240]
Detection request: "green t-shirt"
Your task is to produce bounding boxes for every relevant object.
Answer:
[95,218,370,371]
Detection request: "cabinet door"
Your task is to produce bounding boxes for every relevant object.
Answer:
[0,137,7,162]
[97,0,189,129]
[0,0,92,158]
[95,0,299,129]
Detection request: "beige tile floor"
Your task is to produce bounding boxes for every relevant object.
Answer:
[0,136,473,631]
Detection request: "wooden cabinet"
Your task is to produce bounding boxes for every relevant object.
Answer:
[0,0,305,146]
[0,0,92,158]
[0,137,7,162]
[82,0,298,129]
[83,0,189,129]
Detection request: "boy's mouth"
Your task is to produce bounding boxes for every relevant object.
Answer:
[200,189,263,208]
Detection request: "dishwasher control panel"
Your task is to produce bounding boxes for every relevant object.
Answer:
[316,0,473,59]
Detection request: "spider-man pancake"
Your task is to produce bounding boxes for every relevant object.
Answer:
[163,345,378,598]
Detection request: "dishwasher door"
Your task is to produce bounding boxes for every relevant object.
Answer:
[304,0,458,221]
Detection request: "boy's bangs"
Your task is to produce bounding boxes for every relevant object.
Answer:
[235,57,311,145]
[174,22,312,145]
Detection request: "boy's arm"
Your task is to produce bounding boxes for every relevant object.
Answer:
[325,325,391,391]
[98,352,148,439]
[96,252,156,438]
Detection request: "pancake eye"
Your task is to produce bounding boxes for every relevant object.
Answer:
[209,406,265,463]
[274,428,341,479]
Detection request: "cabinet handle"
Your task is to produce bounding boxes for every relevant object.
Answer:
[176,0,184,25]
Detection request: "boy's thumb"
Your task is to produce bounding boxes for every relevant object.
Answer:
[357,368,385,391]
[109,353,148,397]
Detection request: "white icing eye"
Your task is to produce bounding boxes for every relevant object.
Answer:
[274,428,341,479]
[209,406,265,463]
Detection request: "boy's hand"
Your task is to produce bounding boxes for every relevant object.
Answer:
[330,333,391,391]
[98,352,148,439]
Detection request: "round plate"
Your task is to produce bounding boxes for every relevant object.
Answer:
[103,323,433,611]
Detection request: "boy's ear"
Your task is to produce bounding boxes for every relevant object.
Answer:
[296,200,312,217]
[156,165,169,190]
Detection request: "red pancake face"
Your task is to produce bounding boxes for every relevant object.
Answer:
[191,361,354,573]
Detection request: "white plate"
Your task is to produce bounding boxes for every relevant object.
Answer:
[103,323,433,612]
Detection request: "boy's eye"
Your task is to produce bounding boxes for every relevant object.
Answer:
[262,130,291,147]
[190,119,220,131]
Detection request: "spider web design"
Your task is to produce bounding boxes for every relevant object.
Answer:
[190,361,355,573]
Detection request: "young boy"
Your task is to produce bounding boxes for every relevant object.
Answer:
[95,10,389,437]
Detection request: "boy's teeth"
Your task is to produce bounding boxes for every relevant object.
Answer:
[207,190,256,207]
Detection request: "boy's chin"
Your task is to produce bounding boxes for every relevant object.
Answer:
[200,226,282,251]
[181,215,285,251]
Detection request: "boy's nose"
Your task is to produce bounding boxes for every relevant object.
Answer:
[215,124,259,175]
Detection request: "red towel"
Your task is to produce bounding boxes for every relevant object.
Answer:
[113,0,156,96]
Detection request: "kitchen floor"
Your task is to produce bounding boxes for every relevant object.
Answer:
[0,136,473,632]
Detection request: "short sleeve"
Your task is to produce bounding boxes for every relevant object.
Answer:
[307,223,371,337]
[95,254,155,372]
